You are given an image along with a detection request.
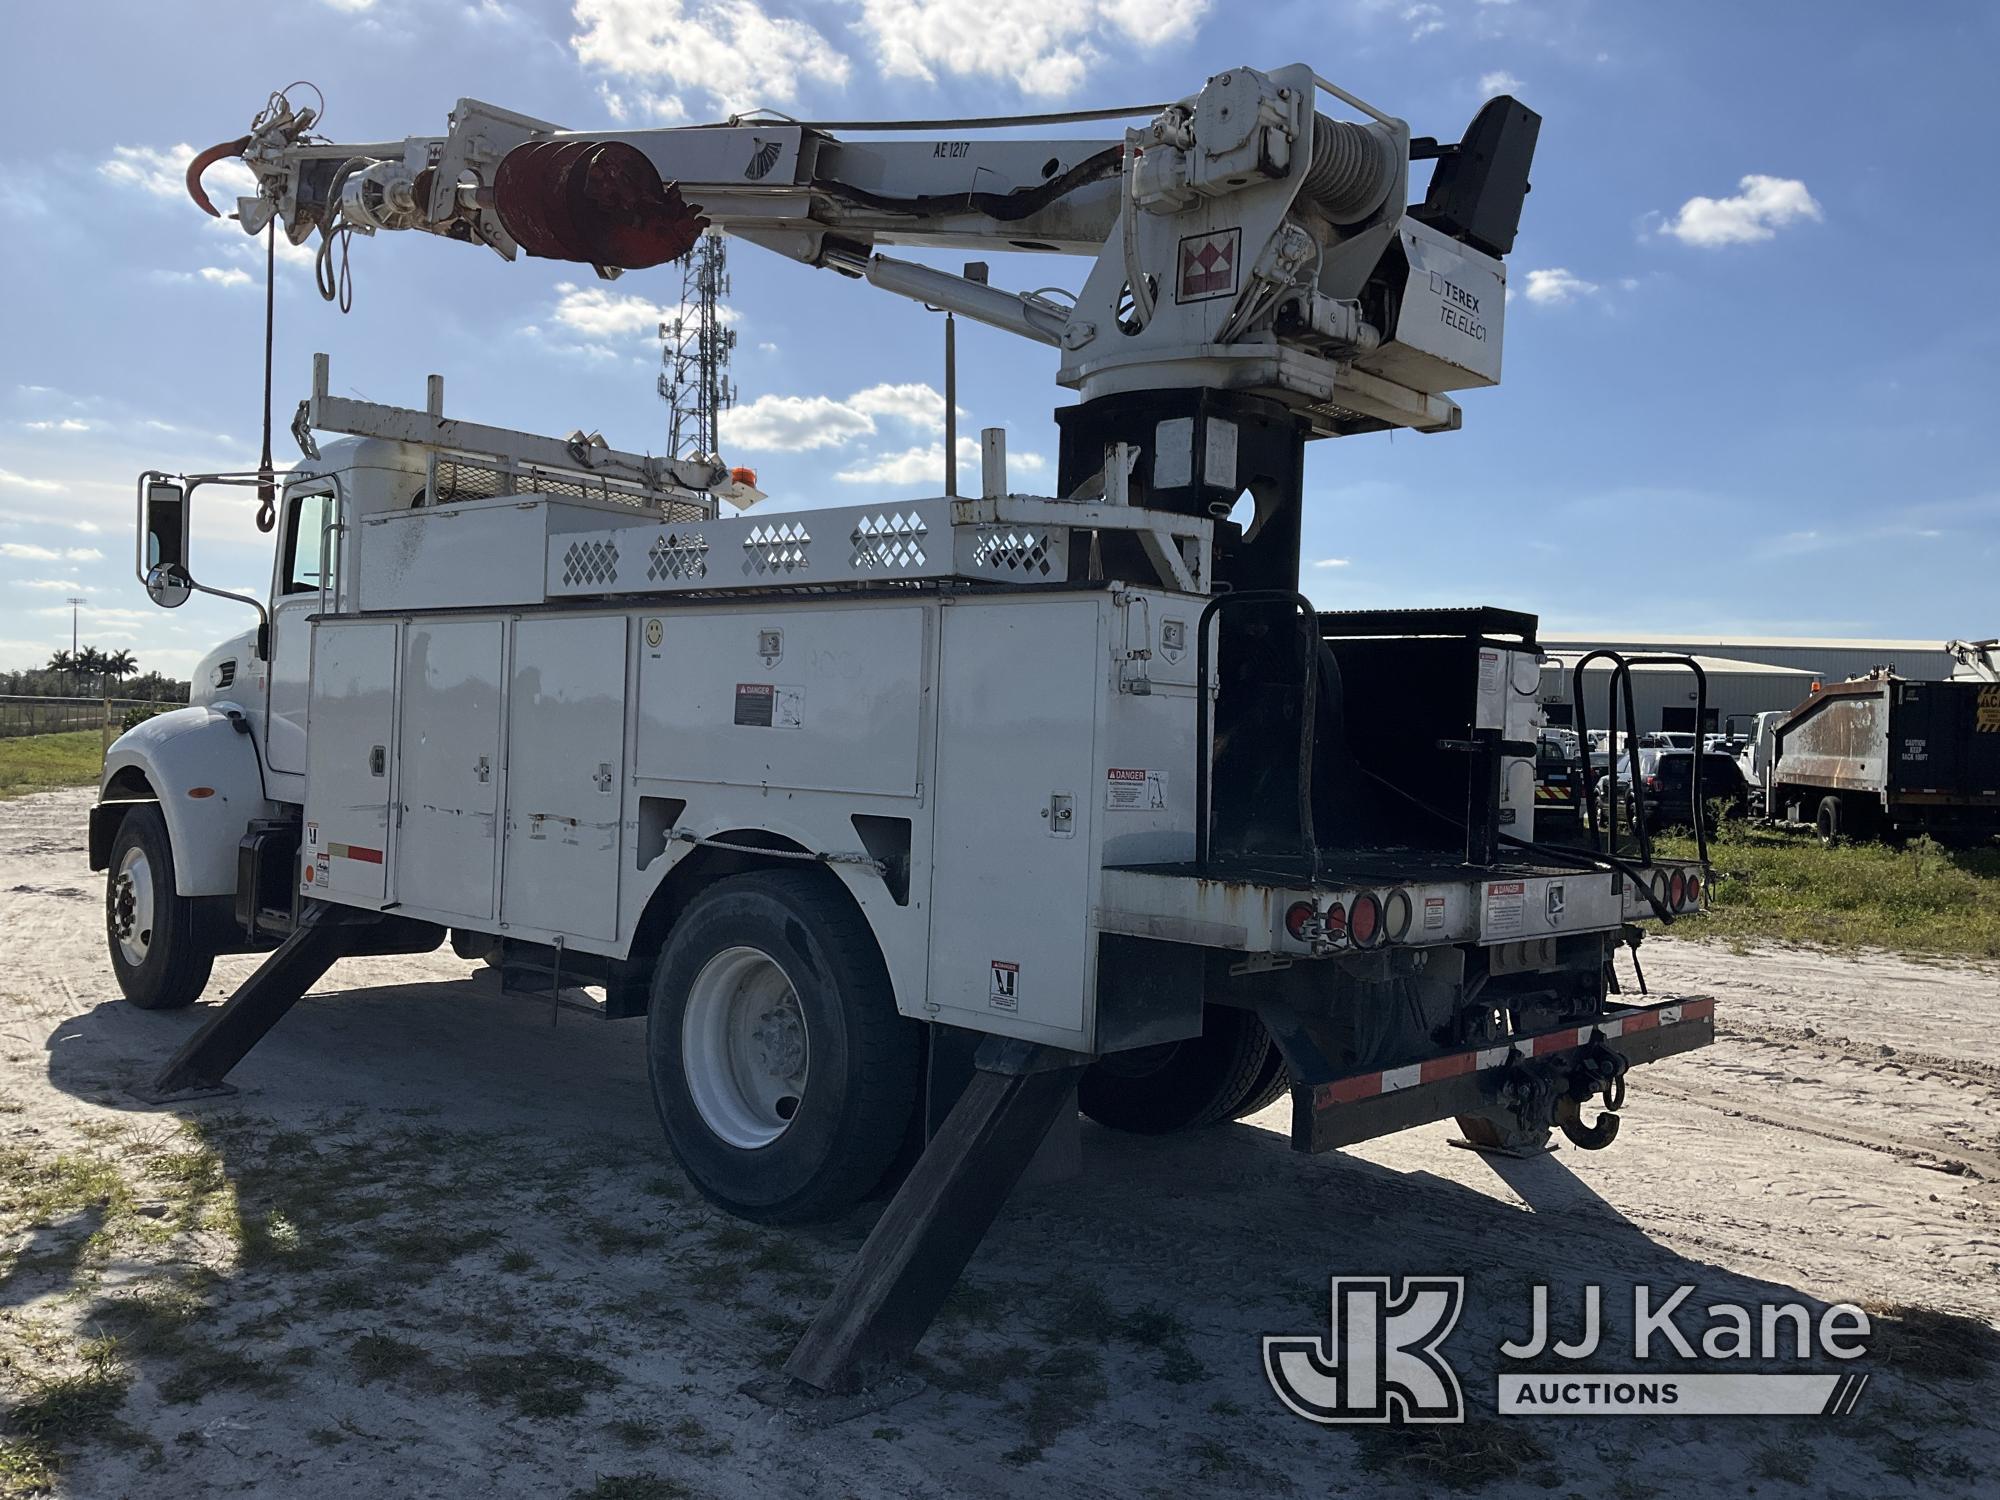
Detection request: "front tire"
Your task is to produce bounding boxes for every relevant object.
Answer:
[105,804,214,1011]
[645,870,919,1224]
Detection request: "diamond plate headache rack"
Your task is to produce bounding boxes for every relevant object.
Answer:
[543,495,1213,599]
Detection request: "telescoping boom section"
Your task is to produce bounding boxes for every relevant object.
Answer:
[100,64,1711,1400]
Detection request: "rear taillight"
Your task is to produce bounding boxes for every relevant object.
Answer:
[1285,900,1347,943]
[1349,892,1382,947]
[1685,873,1703,907]
[1650,871,1669,906]
[1383,889,1413,943]
[1669,870,1686,908]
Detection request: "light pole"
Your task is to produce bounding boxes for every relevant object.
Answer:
[65,597,85,659]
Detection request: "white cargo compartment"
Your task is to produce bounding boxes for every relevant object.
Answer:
[301,619,399,903]
[394,619,505,922]
[499,615,629,942]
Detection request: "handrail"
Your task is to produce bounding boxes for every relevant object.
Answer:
[1571,650,1711,870]
[1194,589,1321,880]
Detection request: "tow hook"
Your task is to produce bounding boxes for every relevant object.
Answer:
[1556,1041,1628,1150]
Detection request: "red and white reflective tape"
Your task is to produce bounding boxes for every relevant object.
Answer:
[1314,998,1715,1110]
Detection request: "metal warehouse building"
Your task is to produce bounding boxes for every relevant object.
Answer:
[1537,634,1969,735]
[1540,652,1821,735]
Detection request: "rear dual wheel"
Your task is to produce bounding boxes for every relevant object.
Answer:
[1078,1006,1289,1134]
[645,871,919,1224]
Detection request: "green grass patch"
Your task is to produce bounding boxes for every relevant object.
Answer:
[0,733,102,800]
[1657,824,2000,959]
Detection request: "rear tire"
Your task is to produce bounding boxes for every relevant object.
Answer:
[645,870,919,1224]
[1815,794,1843,845]
[105,804,213,1011]
[1079,1005,1272,1134]
[1228,1038,1291,1120]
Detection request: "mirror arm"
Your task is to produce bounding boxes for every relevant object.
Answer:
[135,470,273,637]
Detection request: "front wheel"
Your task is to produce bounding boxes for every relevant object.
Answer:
[645,870,919,1224]
[105,804,214,1011]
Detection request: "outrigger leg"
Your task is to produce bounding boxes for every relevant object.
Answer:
[782,1038,1090,1398]
[139,902,380,1101]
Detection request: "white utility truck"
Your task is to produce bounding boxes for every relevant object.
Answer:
[97,67,1712,1394]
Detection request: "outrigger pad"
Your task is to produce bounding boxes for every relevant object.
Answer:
[783,1038,1091,1398]
[142,901,380,1098]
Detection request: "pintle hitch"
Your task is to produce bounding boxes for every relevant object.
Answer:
[1554,1041,1629,1150]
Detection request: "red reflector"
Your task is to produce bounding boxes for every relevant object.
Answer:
[1669,870,1686,908]
[1285,902,1314,940]
[1349,892,1381,947]
[1685,874,1703,907]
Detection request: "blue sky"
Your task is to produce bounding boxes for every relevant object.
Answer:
[2,0,1995,679]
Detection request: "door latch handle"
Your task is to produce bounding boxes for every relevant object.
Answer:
[369,745,386,776]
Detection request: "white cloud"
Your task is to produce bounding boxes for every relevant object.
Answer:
[17,579,88,591]
[69,547,104,562]
[0,469,61,494]
[723,394,877,452]
[571,0,852,114]
[320,0,378,10]
[198,266,253,289]
[720,381,954,453]
[1404,2,1445,39]
[1659,175,1822,248]
[24,418,89,433]
[849,382,957,433]
[1522,267,1599,306]
[1311,557,1351,568]
[102,143,256,202]
[1479,70,1523,95]
[858,0,1208,95]
[551,281,677,340]
[0,542,61,560]
[836,439,978,487]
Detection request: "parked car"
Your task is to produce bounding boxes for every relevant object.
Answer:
[1598,751,1750,832]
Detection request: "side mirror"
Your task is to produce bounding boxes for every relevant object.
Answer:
[143,480,192,608]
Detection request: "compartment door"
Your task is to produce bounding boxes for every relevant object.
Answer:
[395,620,505,922]
[501,616,628,942]
[302,620,398,905]
[927,598,1101,1046]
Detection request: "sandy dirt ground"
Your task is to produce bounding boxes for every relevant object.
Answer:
[2,785,1996,1498]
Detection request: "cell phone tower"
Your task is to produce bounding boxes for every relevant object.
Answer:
[657,230,736,460]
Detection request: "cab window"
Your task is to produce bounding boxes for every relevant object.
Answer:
[282,491,333,595]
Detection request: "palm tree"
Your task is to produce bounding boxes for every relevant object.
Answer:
[74,646,106,679]
[46,649,74,675]
[101,649,136,682]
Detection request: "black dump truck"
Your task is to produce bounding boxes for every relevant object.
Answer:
[1767,671,2000,844]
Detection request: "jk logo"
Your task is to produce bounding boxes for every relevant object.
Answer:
[1264,1277,1465,1424]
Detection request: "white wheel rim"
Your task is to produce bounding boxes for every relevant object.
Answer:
[112,846,156,968]
[681,945,810,1149]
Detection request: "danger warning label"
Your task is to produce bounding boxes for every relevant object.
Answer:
[1105,767,1168,811]
[733,682,804,729]
[1484,879,1526,939]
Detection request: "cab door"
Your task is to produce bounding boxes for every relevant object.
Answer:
[266,487,334,775]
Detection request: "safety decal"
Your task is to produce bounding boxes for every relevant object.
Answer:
[327,843,384,865]
[989,960,1020,1012]
[1105,767,1168,810]
[1484,879,1526,938]
[733,682,804,729]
